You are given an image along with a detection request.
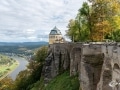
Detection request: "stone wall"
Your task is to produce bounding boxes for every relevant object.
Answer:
[43,43,120,90]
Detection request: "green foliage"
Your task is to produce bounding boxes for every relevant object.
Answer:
[44,71,79,90]
[0,54,11,65]
[66,0,120,42]
[31,77,45,90]
[31,71,79,90]
[35,46,48,63]
[13,70,30,90]
[66,19,80,42]
[66,2,90,42]
[108,29,120,42]
[0,54,18,79]
[0,77,14,90]
[13,46,48,90]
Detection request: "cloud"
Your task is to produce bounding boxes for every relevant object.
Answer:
[0,0,87,42]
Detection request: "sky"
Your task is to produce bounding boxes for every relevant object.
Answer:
[0,0,87,42]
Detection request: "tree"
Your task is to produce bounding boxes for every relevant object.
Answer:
[108,29,120,42]
[13,46,48,90]
[89,0,110,41]
[66,0,120,42]
[13,70,30,90]
[112,16,120,30]
[76,2,90,41]
[66,19,79,42]
[0,77,14,90]
[35,46,48,63]
[66,2,90,42]
[89,0,120,41]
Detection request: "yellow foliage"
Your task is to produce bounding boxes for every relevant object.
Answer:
[0,77,14,90]
[92,20,111,41]
[112,16,120,30]
[110,0,120,13]
[90,0,120,41]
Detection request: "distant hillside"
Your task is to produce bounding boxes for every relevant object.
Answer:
[0,42,48,46]
[0,42,48,55]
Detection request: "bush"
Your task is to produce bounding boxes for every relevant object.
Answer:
[6,68,10,70]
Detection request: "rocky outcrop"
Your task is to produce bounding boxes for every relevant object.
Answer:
[43,43,120,90]
[44,44,70,84]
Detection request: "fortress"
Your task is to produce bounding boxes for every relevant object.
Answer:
[44,42,120,90]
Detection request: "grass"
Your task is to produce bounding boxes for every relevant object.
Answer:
[0,63,18,72]
[31,71,80,90]
[31,77,45,90]
[0,57,19,80]
[45,71,79,90]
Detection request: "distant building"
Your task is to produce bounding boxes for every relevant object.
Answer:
[49,26,65,44]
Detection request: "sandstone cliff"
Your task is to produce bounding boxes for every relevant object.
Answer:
[43,43,120,90]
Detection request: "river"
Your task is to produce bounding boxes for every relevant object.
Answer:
[9,56,29,80]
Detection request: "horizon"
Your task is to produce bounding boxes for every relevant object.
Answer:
[0,0,87,42]
[0,41,48,43]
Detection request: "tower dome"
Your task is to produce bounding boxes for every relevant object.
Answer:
[49,26,62,35]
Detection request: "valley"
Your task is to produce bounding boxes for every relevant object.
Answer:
[0,54,19,80]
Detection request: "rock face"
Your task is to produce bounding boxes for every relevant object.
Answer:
[43,43,120,90]
[44,43,70,84]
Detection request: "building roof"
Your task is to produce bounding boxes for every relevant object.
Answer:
[49,26,62,35]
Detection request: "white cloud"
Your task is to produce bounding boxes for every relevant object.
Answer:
[0,0,87,42]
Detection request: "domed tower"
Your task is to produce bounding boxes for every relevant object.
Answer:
[49,26,64,44]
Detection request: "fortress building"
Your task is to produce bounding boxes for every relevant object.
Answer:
[49,26,64,44]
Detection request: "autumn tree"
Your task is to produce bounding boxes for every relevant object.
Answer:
[0,77,14,90]
[89,0,110,41]
[66,0,120,42]
[89,0,120,41]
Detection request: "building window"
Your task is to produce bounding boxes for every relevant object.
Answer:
[50,36,55,38]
